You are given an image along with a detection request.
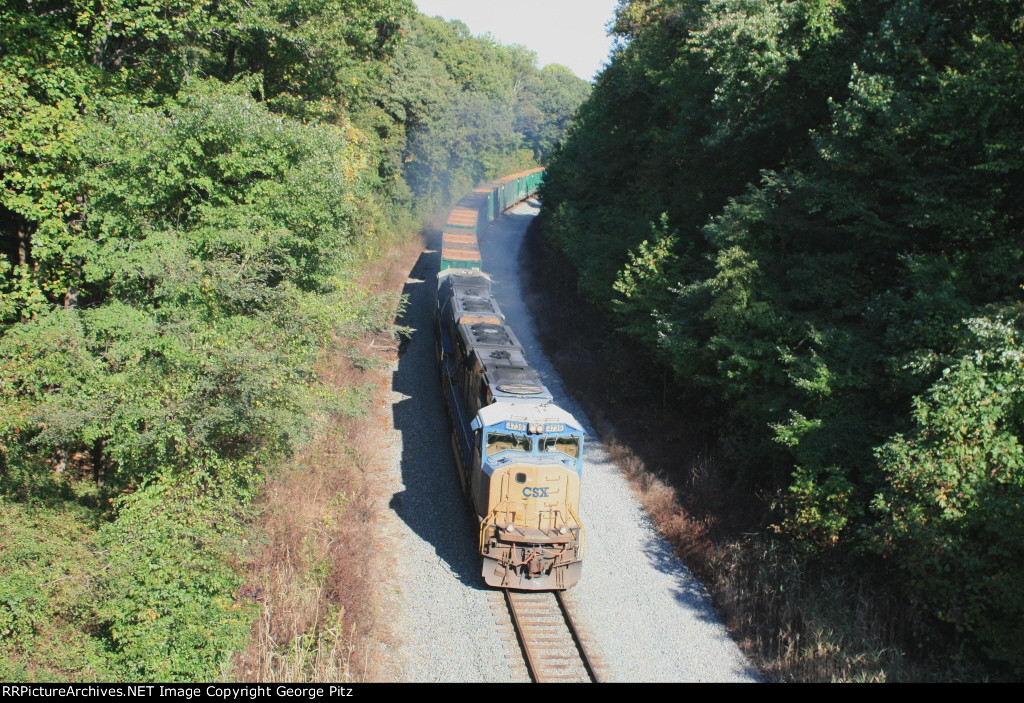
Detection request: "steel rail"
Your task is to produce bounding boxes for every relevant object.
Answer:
[555,590,602,683]
[504,589,600,683]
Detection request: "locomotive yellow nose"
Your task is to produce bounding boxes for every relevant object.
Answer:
[489,463,581,533]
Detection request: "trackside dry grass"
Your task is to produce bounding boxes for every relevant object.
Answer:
[610,442,930,681]
[233,233,425,683]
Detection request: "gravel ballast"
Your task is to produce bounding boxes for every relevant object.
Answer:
[377,201,760,682]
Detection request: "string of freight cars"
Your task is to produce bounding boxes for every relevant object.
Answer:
[434,168,587,590]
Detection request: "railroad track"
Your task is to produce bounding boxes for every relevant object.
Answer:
[502,589,602,683]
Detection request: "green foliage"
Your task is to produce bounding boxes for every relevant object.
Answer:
[0,482,255,682]
[542,0,1024,673]
[0,0,591,680]
[390,14,589,214]
[97,484,253,680]
[0,65,91,318]
[781,463,859,550]
[1,81,388,495]
[688,0,802,116]
[80,80,375,298]
[612,214,679,346]
[872,314,1024,672]
[0,493,114,682]
[518,64,592,161]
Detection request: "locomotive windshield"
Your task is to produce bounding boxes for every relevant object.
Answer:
[486,432,533,456]
[540,435,581,459]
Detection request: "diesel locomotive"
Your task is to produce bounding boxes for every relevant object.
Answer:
[435,169,586,590]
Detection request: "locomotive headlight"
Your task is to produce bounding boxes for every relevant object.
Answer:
[559,526,568,535]
[528,422,542,434]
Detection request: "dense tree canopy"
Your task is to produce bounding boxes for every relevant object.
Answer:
[541,0,1024,673]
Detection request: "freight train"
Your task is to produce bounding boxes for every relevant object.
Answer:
[435,168,586,590]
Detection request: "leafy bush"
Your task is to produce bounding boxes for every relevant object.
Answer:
[0,494,114,682]
[97,484,254,681]
[0,483,255,682]
[872,314,1024,673]
[541,0,1024,675]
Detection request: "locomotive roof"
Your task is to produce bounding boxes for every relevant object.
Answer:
[438,275,505,322]
[454,320,553,402]
[467,293,500,311]
[487,366,552,403]
[457,320,524,350]
[454,295,503,320]
[439,272,492,298]
[437,269,490,286]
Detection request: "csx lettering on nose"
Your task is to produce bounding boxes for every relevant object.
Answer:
[522,487,549,498]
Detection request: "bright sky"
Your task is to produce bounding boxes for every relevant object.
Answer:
[413,0,620,81]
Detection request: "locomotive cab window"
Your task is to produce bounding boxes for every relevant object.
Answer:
[540,435,581,459]
[486,432,532,456]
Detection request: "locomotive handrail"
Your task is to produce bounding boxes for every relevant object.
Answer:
[479,508,499,552]
[567,505,586,558]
